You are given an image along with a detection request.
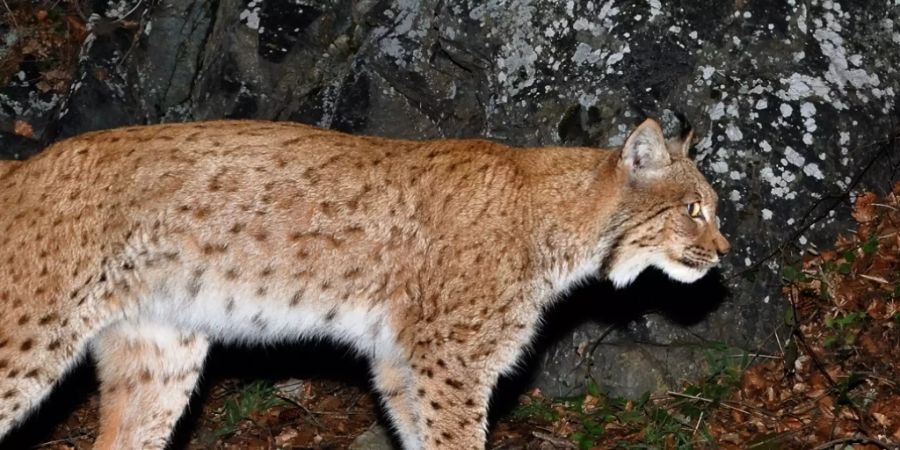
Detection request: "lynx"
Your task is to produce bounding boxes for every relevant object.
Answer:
[0,118,729,449]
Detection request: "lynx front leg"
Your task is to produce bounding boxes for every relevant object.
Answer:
[90,322,209,450]
[372,357,422,450]
[412,355,494,450]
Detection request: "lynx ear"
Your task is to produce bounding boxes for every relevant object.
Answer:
[620,119,671,178]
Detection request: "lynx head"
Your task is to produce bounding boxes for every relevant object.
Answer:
[605,119,730,287]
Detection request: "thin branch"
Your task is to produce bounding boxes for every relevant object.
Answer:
[1,0,17,28]
[532,430,577,449]
[114,0,145,22]
[666,391,756,417]
[810,436,898,450]
[35,431,95,448]
[691,411,704,437]
[858,274,890,284]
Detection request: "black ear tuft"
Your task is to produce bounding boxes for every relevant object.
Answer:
[677,114,693,142]
[666,112,694,159]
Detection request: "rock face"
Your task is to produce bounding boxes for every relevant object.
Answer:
[1,0,897,398]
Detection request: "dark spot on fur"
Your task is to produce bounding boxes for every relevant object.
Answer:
[38,313,58,326]
[251,312,267,330]
[187,268,204,298]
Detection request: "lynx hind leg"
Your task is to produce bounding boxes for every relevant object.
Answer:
[0,306,104,440]
[372,357,422,450]
[90,322,209,450]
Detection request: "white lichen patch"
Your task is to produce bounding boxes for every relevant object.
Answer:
[239,0,263,30]
[105,0,136,19]
[803,162,824,179]
[708,102,725,121]
[779,103,793,117]
[709,161,729,174]
[800,102,816,117]
[813,9,882,94]
[760,165,798,199]
[725,123,743,141]
[783,146,805,167]
[839,131,850,145]
[647,0,662,20]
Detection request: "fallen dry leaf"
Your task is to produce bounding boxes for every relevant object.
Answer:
[14,119,34,138]
[852,191,878,223]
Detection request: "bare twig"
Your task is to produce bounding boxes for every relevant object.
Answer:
[70,0,87,22]
[532,430,577,448]
[114,0,145,22]
[872,202,899,211]
[691,411,704,437]
[745,430,801,449]
[1,0,17,28]
[810,436,898,450]
[35,430,95,448]
[859,274,890,284]
[774,329,784,357]
[727,353,780,359]
[274,395,323,428]
[666,391,756,417]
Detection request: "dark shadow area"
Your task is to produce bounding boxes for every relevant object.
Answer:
[0,339,379,450]
[0,362,98,450]
[170,340,378,450]
[0,132,43,161]
[488,267,731,426]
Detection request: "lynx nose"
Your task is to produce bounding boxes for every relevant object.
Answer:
[714,231,730,256]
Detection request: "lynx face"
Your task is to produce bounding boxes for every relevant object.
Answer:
[605,120,730,287]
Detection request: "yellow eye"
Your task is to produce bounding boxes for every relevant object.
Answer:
[687,201,702,218]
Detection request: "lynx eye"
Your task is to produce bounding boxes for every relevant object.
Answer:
[687,201,703,219]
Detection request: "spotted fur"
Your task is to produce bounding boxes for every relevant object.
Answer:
[0,119,728,449]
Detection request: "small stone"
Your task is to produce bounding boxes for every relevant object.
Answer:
[349,424,394,450]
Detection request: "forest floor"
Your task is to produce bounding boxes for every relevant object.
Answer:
[2,3,899,450]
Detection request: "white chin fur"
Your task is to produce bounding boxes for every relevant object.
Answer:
[607,251,653,288]
[658,262,708,284]
[608,251,709,288]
